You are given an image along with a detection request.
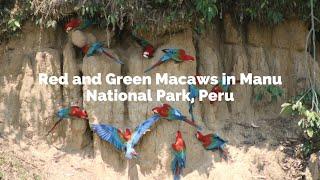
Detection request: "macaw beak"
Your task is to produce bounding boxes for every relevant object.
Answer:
[131,151,139,158]
[162,49,168,53]
[187,55,195,61]
[195,131,200,138]
[143,52,149,58]
[152,107,158,113]
[65,27,72,32]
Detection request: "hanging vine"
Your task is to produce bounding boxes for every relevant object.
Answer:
[281,0,320,157]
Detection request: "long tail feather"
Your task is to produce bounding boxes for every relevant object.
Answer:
[102,49,124,64]
[174,167,181,180]
[182,118,202,130]
[219,148,229,161]
[46,119,63,136]
[144,60,163,73]
[188,102,195,122]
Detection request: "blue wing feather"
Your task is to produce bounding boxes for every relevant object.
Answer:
[160,54,172,62]
[160,48,179,62]
[87,42,103,56]
[92,124,126,151]
[207,134,227,150]
[57,107,70,119]
[127,114,160,147]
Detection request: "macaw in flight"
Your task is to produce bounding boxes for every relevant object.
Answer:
[92,114,160,159]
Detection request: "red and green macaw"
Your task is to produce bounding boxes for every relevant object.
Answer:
[171,131,186,180]
[47,105,88,135]
[195,131,229,160]
[152,103,202,130]
[210,80,240,104]
[82,42,124,64]
[144,48,195,73]
[132,34,155,59]
[64,18,93,32]
[92,114,160,159]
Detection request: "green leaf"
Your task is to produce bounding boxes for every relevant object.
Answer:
[14,21,20,28]
[307,128,314,138]
[255,93,263,101]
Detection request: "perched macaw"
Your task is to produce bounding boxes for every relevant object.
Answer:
[210,80,240,104]
[92,114,160,159]
[82,42,124,64]
[144,48,195,73]
[152,104,202,130]
[64,18,93,32]
[132,34,155,59]
[47,106,88,135]
[195,131,229,160]
[171,131,186,180]
[188,84,200,122]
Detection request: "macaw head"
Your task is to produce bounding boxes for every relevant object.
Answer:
[143,45,154,58]
[64,19,81,32]
[195,131,204,141]
[125,144,139,159]
[176,130,182,139]
[152,104,170,116]
[182,54,195,61]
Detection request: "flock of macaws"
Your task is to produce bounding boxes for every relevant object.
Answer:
[47,102,229,180]
[51,18,232,180]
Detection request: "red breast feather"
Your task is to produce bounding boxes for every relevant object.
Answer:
[172,131,186,151]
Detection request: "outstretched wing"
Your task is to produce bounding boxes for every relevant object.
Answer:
[92,124,126,151]
[127,114,160,147]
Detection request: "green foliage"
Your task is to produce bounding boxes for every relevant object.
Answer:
[1,0,320,42]
[267,10,283,24]
[255,85,283,102]
[281,100,320,156]
[294,89,320,108]
[195,0,218,23]
[7,18,21,32]
[281,101,320,139]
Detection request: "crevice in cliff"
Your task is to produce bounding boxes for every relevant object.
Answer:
[121,60,129,124]
[192,30,210,128]
[79,68,94,146]
[59,52,64,103]
[193,30,201,74]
